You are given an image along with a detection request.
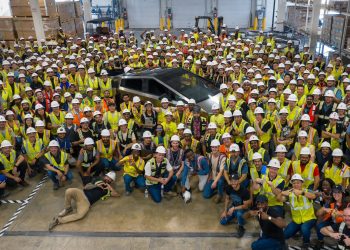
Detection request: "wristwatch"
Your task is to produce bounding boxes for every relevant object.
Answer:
[268,216,272,221]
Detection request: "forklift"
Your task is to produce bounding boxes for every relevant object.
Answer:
[194,16,224,35]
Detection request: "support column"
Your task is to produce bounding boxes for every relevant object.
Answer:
[275,0,286,32]
[310,0,321,53]
[28,0,45,45]
[83,0,92,25]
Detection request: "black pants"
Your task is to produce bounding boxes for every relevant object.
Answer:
[80,162,104,185]
[6,162,27,186]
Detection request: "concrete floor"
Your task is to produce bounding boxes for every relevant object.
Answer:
[0,169,336,250]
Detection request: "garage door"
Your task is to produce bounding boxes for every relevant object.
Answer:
[218,0,252,28]
[172,0,206,29]
[127,0,159,28]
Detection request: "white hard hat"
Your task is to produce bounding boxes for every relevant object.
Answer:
[184,128,192,134]
[24,114,33,120]
[324,90,335,98]
[279,108,289,114]
[65,113,74,119]
[48,140,60,147]
[1,140,12,148]
[332,148,343,157]
[93,96,101,102]
[131,143,141,151]
[233,110,243,117]
[177,123,185,130]
[161,98,169,103]
[51,101,60,108]
[83,106,92,113]
[105,171,116,181]
[229,143,240,152]
[320,141,331,148]
[254,107,264,114]
[132,96,140,103]
[236,88,244,94]
[222,132,231,139]
[183,190,191,203]
[64,92,71,98]
[35,120,44,127]
[268,159,281,169]
[275,144,287,153]
[329,112,339,120]
[26,127,37,134]
[72,99,80,104]
[212,103,220,110]
[142,131,152,138]
[291,174,304,182]
[337,102,347,110]
[288,94,298,102]
[220,83,228,90]
[208,122,217,129]
[118,119,127,126]
[228,95,236,101]
[165,110,173,116]
[101,129,111,137]
[245,126,256,134]
[5,110,14,117]
[312,88,321,95]
[301,114,310,121]
[327,75,335,81]
[75,93,83,99]
[156,146,166,154]
[80,117,89,124]
[249,135,259,142]
[188,98,196,104]
[300,147,311,155]
[57,127,66,134]
[176,101,185,106]
[171,135,180,142]
[210,139,221,147]
[84,137,94,146]
[223,110,233,118]
[0,115,6,122]
[298,130,308,137]
[93,111,102,117]
[252,152,262,160]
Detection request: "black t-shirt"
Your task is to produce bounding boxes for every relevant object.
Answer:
[259,207,285,242]
[84,187,108,205]
[225,185,250,207]
[331,223,350,249]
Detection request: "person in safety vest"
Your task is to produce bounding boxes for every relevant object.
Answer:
[274,144,291,187]
[252,159,285,217]
[289,146,320,191]
[224,143,248,188]
[96,129,120,171]
[117,143,145,196]
[320,112,342,150]
[181,128,200,154]
[22,127,45,177]
[48,171,119,232]
[321,207,350,250]
[0,140,28,188]
[144,146,176,203]
[220,174,250,238]
[43,140,73,190]
[116,118,136,157]
[292,130,316,162]
[279,174,317,249]
[203,139,226,203]
[247,135,270,164]
[315,184,347,249]
[322,148,350,187]
[0,115,16,146]
[181,149,209,197]
[202,122,221,156]
[76,137,103,185]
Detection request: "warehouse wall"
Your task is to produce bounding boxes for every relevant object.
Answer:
[218,0,252,29]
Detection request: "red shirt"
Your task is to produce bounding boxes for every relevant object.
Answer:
[288,162,319,177]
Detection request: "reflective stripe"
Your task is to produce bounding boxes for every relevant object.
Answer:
[0,150,16,172]
[44,151,67,171]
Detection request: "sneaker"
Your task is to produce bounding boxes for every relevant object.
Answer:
[48,217,59,232]
[125,191,131,196]
[237,225,245,238]
[19,180,29,187]
[53,183,60,190]
[164,191,177,197]
[214,195,223,204]
[58,207,73,217]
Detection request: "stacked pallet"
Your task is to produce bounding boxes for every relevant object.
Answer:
[286,6,312,32]
[57,1,79,37]
[10,0,57,17]
[74,1,84,38]
[0,17,15,41]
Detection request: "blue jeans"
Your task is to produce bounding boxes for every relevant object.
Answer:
[123,174,146,193]
[100,158,120,171]
[316,220,332,240]
[147,175,176,203]
[284,219,316,243]
[202,177,224,199]
[252,235,285,250]
[220,208,246,226]
[47,168,73,184]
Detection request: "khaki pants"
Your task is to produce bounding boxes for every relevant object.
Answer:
[58,188,90,224]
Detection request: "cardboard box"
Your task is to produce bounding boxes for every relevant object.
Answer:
[13,16,59,39]
[0,17,15,40]
[75,17,84,37]
[57,2,76,23]
[60,19,76,36]
[74,1,83,17]
[10,0,56,17]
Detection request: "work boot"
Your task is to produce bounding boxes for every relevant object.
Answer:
[48,217,59,232]
[214,195,222,204]
[58,207,73,217]
[237,225,245,238]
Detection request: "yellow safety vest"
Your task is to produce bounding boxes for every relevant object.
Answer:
[97,140,116,161]
[99,78,112,97]
[122,155,145,178]
[37,129,50,147]
[0,127,12,143]
[0,150,16,172]
[319,124,340,150]
[256,119,271,144]
[248,148,266,163]
[277,158,291,181]
[232,120,248,143]
[23,139,43,162]
[292,161,317,189]
[324,163,349,186]
[294,142,314,160]
[289,192,316,224]
[105,111,120,130]
[261,174,284,206]
[44,151,67,171]
[147,158,167,185]
[49,112,65,135]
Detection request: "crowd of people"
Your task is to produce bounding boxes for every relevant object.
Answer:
[1,25,350,249]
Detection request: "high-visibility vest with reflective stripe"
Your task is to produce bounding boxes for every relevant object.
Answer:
[0,150,16,172]
[256,119,271,144]
[324,163,349,185]
[99,78,112,97]
[44,151,67,171]
[232,119,248,143]
[278,158,291,181]
[319,124,340,150]
[97,139,116,161]
[261,174,284,206]
[82,148,97,168]
[0,126,12,143]
[37,129,50,147]
[289,192,316,224]
[104,111,120,130]
[24,139,43,161]
[147,158,167,185]
[287,106,301,124]
[49,112,65,135]
[292,161,317,189]
[248,148,266,163]
[294,142,314,160]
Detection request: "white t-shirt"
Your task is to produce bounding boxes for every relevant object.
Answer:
[145,158,173,177]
